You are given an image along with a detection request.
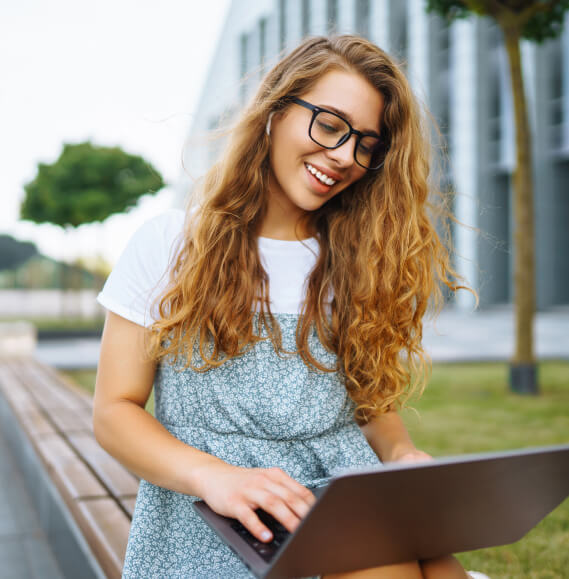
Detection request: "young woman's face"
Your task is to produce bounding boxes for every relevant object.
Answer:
[267,69,384,225]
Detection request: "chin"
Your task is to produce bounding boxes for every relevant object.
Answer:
[297,198,330,212]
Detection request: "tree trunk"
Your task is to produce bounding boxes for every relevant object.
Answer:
[61,226,73,320]
[502,26,538,394]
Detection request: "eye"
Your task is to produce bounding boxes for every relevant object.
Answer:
[358,136,381,156]
[315,118,344,134]
[314,110,348,133]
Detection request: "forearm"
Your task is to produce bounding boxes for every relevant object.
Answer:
[94,400,224,497]
[359,410,418,462]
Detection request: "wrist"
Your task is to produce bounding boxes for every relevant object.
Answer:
[386,445,432,464]
[178,453,227,497]
[384,442,418,463]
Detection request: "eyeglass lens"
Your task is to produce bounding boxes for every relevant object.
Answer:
[311,111,383,169]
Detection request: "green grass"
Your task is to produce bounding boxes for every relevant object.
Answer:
[403,362,569,454]
[64,361,569,578]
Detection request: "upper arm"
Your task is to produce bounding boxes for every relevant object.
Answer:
[94,212,184,411]
[359,410,416,462]
[94,311,157,412]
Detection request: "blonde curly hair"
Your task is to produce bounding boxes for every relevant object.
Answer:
[150,35,469,422]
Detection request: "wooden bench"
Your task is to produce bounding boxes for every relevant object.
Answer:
[0,356,138,579]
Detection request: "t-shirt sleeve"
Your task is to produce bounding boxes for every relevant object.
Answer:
[97,209,185,327]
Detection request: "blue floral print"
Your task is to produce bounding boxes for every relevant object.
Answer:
[122,314,381,578]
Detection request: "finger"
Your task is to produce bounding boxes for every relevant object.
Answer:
[254,491,304,534]
[241,485,301,534]
[265,467,317,506]
[235,505,274,543]
[263,480,314,520]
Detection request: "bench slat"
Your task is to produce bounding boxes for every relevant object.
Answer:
[37,433,108,500]
[69,432,140,497]
[120,497,137,518]
[47,406,93,433]
[39,361,96,406]
[19,405,58,438]
[76,498,131,579]
[0,365,42,414]
[16,363,88,412]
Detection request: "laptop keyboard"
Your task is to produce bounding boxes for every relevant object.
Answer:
[230,509,291,562]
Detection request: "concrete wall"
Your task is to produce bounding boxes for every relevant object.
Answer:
[0,290,104,319]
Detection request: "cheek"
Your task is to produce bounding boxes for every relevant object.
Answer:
[345,167,368,189]
[353,163,368,180]
[269,137,290,177]
[331,168,368,199]
[270,127,299,172]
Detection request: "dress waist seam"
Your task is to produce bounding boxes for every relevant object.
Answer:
[162,421,356,443]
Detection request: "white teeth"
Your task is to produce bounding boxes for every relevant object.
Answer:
[306,163,337,186]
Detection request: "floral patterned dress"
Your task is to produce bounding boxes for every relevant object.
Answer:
[122,315,381,578]
[98,212,382,578]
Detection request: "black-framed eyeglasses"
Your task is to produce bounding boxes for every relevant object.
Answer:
[291,97,387,170]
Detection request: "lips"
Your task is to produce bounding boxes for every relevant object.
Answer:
[305,163,340,186]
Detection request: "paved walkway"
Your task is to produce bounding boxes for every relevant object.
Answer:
[422,305,569,362]
[35,306,569,369]
[0,429,64,579]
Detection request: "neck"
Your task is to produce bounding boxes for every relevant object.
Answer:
[259,177,315,240]
[258,207,316,240]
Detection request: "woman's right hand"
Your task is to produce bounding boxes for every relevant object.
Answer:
[196,462,316,543]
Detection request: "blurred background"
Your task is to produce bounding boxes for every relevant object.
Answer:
[1,0,568,360]
[0,2,568,577]
[1,0,231,338]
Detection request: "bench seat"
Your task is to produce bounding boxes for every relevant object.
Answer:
[0,357,138,579]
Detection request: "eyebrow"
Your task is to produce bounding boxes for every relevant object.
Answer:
[318,103,381,137]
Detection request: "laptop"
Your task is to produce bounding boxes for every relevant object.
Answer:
[193,443,569,578]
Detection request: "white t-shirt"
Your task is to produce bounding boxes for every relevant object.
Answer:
[97,210,321,327]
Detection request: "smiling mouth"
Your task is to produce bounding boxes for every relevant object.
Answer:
[305,163,337,186]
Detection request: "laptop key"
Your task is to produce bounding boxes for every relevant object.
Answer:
[229,511,291,563]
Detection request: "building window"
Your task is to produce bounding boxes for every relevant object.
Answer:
[485,23,514,169]
[327,0,337,34]
[259,17,267,76]
[302,0,311,37]
[488,44,503,164]
[279,0,287,51]
[437,23,451,142]
[549,36,565,151]
[488,21,501,49]
[390,0,408,65]
[355,0,370,38]
[240,32,248,104]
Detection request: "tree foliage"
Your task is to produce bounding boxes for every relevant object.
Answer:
[21,142,165,228]
[0,235,38,272]
[427,0,569,42]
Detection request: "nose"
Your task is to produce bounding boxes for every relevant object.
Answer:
[324,135,357,167]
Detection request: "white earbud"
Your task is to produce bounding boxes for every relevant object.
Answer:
[266,112,274,136]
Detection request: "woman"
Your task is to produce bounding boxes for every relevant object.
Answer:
[94,35,480,578]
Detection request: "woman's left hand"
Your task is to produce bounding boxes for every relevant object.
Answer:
[358,411,433,464]
[389,448,433,463]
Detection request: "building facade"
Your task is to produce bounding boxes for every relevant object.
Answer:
[179,0,569,310]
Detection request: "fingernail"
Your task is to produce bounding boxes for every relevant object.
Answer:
[261,531,272,541]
